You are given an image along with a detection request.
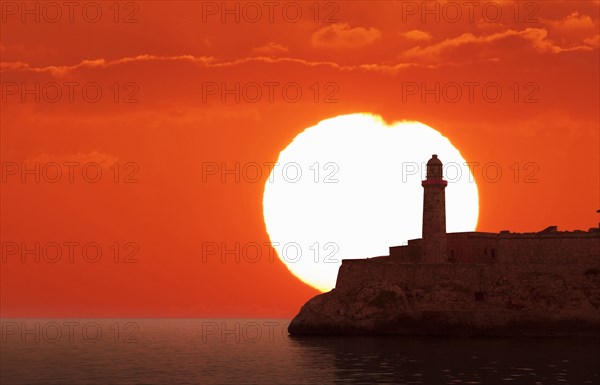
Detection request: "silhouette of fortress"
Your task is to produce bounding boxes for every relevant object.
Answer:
[385,154,600,266]
[290,154,600,336]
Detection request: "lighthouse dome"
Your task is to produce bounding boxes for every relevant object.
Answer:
[426,154,443,179]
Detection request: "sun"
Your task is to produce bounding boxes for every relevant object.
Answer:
[262,113,479,292]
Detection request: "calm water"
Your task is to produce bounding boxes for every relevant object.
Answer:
[1,319,599,384]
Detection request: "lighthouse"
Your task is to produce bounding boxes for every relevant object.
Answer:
[421,154,447,263]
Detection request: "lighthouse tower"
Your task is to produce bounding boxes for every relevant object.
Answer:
[421,154,448,263]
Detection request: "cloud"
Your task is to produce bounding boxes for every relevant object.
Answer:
[0,49,560,78]
[252,42,289,54]
[584,34,600,48]
[402,28,598,60]
[0,53,420,76]
[518,28,598,53]
[26,151,119,168]
[401,30,432,41]
[0,55,217,75]
[542,11,599,48]
[545,12,596,31]
[311,23,381,48]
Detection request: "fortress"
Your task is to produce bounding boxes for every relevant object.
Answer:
[389,155,599,266]
[289,155,600,336]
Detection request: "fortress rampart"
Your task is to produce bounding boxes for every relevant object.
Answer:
[336,254,600,315]
[389,229,600,265]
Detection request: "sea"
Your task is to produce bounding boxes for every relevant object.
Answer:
[1,319,599,385]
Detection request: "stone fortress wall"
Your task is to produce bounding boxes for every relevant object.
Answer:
[336,230,600,324]
[389,227,600,265]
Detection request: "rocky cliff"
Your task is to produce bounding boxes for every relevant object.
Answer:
[288,257,600,336]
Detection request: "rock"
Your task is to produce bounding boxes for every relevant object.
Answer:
[288,261,600,337]
[289,282,413,335]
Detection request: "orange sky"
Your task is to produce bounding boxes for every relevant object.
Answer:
[1,1,599,317]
